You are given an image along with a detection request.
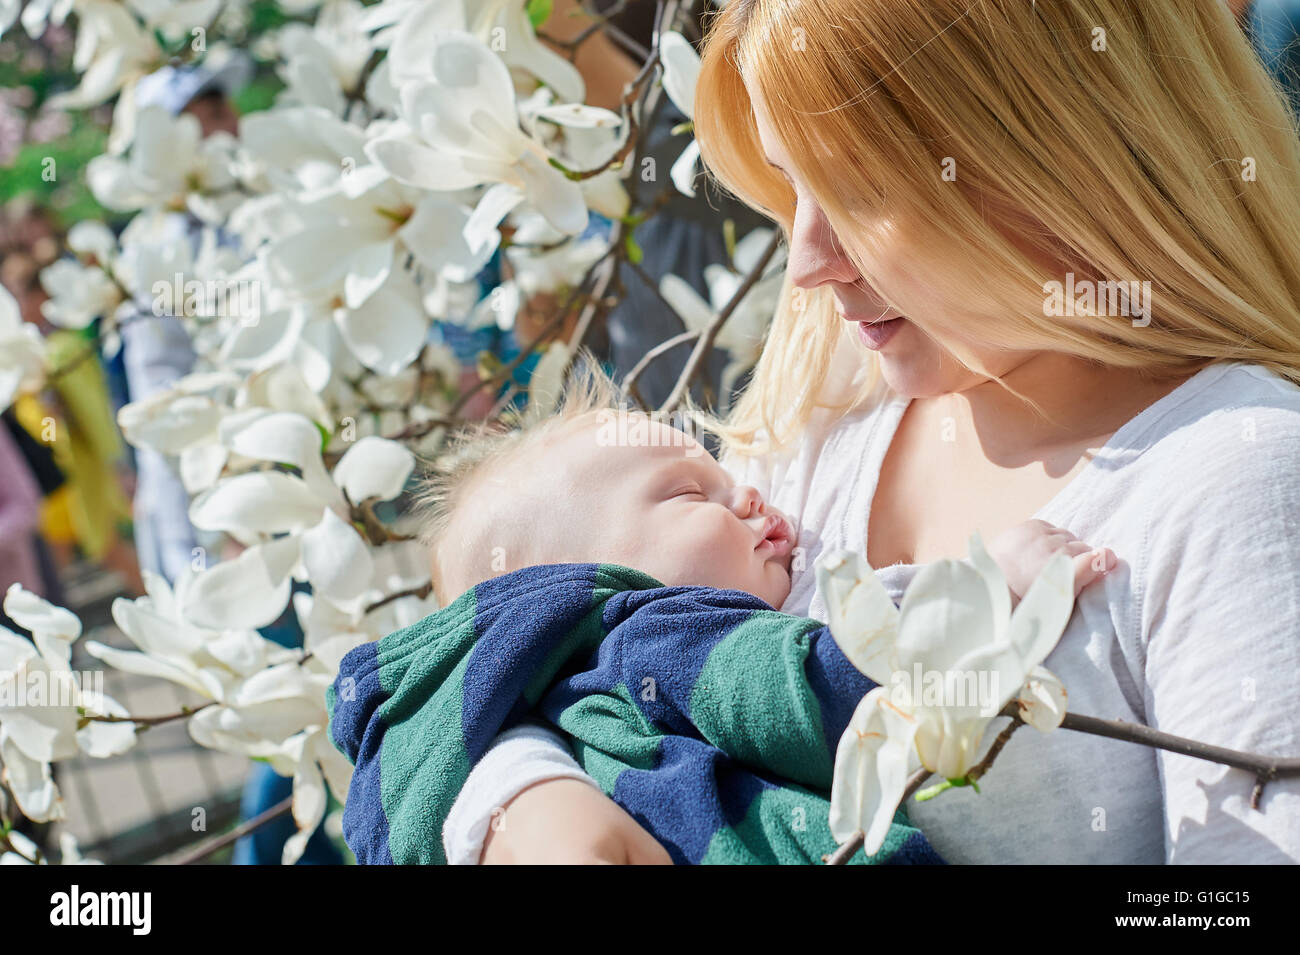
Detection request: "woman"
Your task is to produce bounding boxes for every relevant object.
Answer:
[446,0,1300,863]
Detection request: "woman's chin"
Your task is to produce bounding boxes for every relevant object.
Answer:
[866,322,984,398]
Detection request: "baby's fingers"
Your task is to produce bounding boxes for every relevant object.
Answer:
[1069,546,1116,596]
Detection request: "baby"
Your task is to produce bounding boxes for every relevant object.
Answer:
[423,367,1113,611]
[332,365,1117,864]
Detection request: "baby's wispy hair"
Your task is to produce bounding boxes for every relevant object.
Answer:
[417,354,626,603]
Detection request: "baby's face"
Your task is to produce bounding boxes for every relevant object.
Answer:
[503,412,795,608]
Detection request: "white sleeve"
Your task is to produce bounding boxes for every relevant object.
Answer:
[442,723,600,865]
[1140,407,1300,863]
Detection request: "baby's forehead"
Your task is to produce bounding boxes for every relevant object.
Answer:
[540,410,719,473]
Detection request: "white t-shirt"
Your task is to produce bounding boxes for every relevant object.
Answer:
[444,361,1300,864]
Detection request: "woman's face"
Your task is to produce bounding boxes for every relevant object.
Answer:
[748,86,1041,398]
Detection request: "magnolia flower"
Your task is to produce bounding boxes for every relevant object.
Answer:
[90,572,358,864]
[46,0,160,112]
[659,227,785,408]
[87,106,239,221]
[365,30,589,242]
[658,30,703,198]
[375,0,583,103]
[820,534,1074,855]
[469,213,609,331]
[181,410,416,628]
[0,586,135,823]
[277,0,375,115]
[39,258,124,330]
[0,285,45,413]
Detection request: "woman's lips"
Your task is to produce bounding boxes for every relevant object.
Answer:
[837,306,907,351]
[855,317,904,350]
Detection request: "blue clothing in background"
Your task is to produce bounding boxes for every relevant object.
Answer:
[1248,0,1300,111]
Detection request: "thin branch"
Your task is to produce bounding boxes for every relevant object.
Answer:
[364,582,433,614]
[658,230,782,413]
[823,765,932,865]
[174,795,295,865]
[81,700,215,728]
[1058,711,1300,810]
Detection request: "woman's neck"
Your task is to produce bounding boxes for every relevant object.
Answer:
[939,352,1198,466]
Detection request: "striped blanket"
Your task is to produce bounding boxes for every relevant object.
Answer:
[327,563,943,865]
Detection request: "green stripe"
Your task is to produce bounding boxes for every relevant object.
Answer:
[690,610,834,789]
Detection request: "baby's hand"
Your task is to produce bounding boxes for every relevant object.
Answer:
[986,519,1115,601]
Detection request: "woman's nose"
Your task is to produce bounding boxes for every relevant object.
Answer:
[786,196,859,290]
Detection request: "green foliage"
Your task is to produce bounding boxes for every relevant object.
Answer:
[0,114,119,231]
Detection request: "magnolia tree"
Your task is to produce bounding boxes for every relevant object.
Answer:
[0,0,1296,866]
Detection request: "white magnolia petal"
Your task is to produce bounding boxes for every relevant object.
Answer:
[182,537,301,631]
[333,436,414,503]
[669,137,701,198]
[189,471,326,535]
[514,150,588,236]
[533,103,622,130]
[895,558,996,675]
[178,442,229,494]
[284,747,324,865]
[966,532,1011,643]
[1005,551,1076,669]
[0,627,36,672]
[83,640,214,699]
[0,700,78,764]
[364,135,486,191]
[221,411,339,506]
[658,272,714,333]
[300,509,375,604]
[399,196,489,281]
[342,240,395,310]
[1015,665,1069,731]
[76,693,138,758]
[523,342,569,423]
[3,584,80,656]
[117,392,223,455]
[659,31,701,118]
[816,550,900,686]
[0,732,62,822]
[829,687,920,856]
[334,270,429,377]
[462,182,525,263]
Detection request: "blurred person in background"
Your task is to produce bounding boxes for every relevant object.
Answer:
[0,200,141,597]
[0,407,43,626]
[120,56,249,586]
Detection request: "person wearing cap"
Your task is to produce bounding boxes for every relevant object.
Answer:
[119,55,248,586]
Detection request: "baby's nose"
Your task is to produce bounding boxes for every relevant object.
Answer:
[731,485,764,520]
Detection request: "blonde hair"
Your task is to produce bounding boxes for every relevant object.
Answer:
[695,0,1300,453]
[418,358,624,603]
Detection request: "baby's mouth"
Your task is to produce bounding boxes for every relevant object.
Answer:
[755,514,794,559]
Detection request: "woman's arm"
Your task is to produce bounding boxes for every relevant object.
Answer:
[1140,406,1300,862]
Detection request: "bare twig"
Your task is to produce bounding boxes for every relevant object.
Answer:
[174,795,295,865]
[658,230,782,413]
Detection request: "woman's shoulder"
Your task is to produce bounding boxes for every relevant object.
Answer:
[1141,362,1300,462]
[1126,362,1300,518]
